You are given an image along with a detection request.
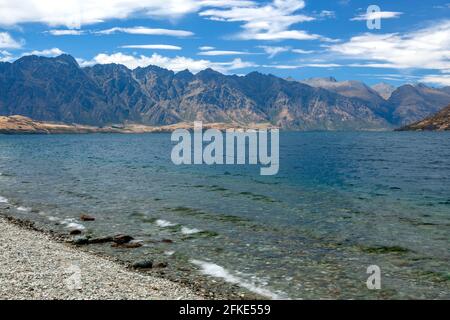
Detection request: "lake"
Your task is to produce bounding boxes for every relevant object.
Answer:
[0,132,449,299]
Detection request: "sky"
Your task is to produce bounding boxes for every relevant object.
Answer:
[0,0,450,86]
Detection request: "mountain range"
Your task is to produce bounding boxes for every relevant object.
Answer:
[398,104,450,131]
[1,54,450,131]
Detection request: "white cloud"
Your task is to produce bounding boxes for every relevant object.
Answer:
[420,75,450,86]
[0,0,254,28]
[248,30,319,41]
[328,20,450,71]
[318,10,335,19]
[95,27,194,37]
[23,48,65,57]
[258,46,313,58]
[301,63,341,68]
[261,64,300,69]
[199,46,215,51]
[351,11,403,21]
[120,44,182,50]
[258,46,290,58]
[291,48,314,54]
[198,50,254,56]
[79,52,256,73]
[48,29,85,36]
[199,0,322,41]
[261,62,341,69]
[433,3,450,9]
[0,32,22,49]
[0,50,14,62]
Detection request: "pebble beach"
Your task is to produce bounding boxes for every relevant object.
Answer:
[0,216,202,300]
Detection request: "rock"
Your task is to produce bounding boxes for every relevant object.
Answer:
[112,234,134,244]
[154,262,168,269]
[88,236,113,244]
[131,260,153,269]
[80,214,95,221]
[72,236,90,245]
[161,239,173,243]
[112,243,142,249]
[69,229,82,235]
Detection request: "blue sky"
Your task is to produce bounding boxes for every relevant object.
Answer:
[1,0,450,86]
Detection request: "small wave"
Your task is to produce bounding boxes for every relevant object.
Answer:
[155,219,177,228]
[17,206,31,212]
[65,222,86,230]
[47,216,59,222]
[0,196,8,203]
[181,226,201,235]
[61,218,85,230]
[164,251,175,256]
[191,259,286,300]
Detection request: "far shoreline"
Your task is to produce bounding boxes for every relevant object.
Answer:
[0,115,278,135]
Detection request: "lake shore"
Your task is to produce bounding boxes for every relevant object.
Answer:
[0,215,203,300]
[0,115,275,134]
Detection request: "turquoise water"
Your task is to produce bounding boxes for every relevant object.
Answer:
[0,132,449,299]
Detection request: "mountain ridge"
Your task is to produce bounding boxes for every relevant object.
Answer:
[1,54,450,130]
[398,104,450,131]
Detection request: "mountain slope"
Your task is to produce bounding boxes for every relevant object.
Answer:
[388,84,450,126]
[299,77,395,122]
[372,83,396,100]
[0,55,118,125]
[300,77,385,104]
[0,54,397,130]
[398,104,450,131]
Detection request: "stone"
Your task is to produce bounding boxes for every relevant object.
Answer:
[88,236,113,244]
[69,229,82,235]
[112,234,134,244]
[72,236,90,245]
[131,260,153,269]
[112,242,142,249]
[154,262,168,269]
[80,214,95,221]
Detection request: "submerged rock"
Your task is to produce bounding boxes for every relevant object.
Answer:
[69,229,82,235]
[154,262,168,269]
[88,236,113,244]
[72,236,90,245]
[80,214,95,221]
[112,241,143,249]
[131,260,153,269]
[112,234,134,244]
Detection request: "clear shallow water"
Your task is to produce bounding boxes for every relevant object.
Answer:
[0,132,449,299]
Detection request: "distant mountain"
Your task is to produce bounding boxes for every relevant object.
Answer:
[2,55,450,130]
[440,86,450,94]
[299,77,395,122]
[387,84,450,126]
[0,55,392,130]
[300,77,384,103]
[398,104,450,131]
[295,78,450,126]
[372,83,396,100]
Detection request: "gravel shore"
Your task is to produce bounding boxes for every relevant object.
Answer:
[0,216,202,300]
